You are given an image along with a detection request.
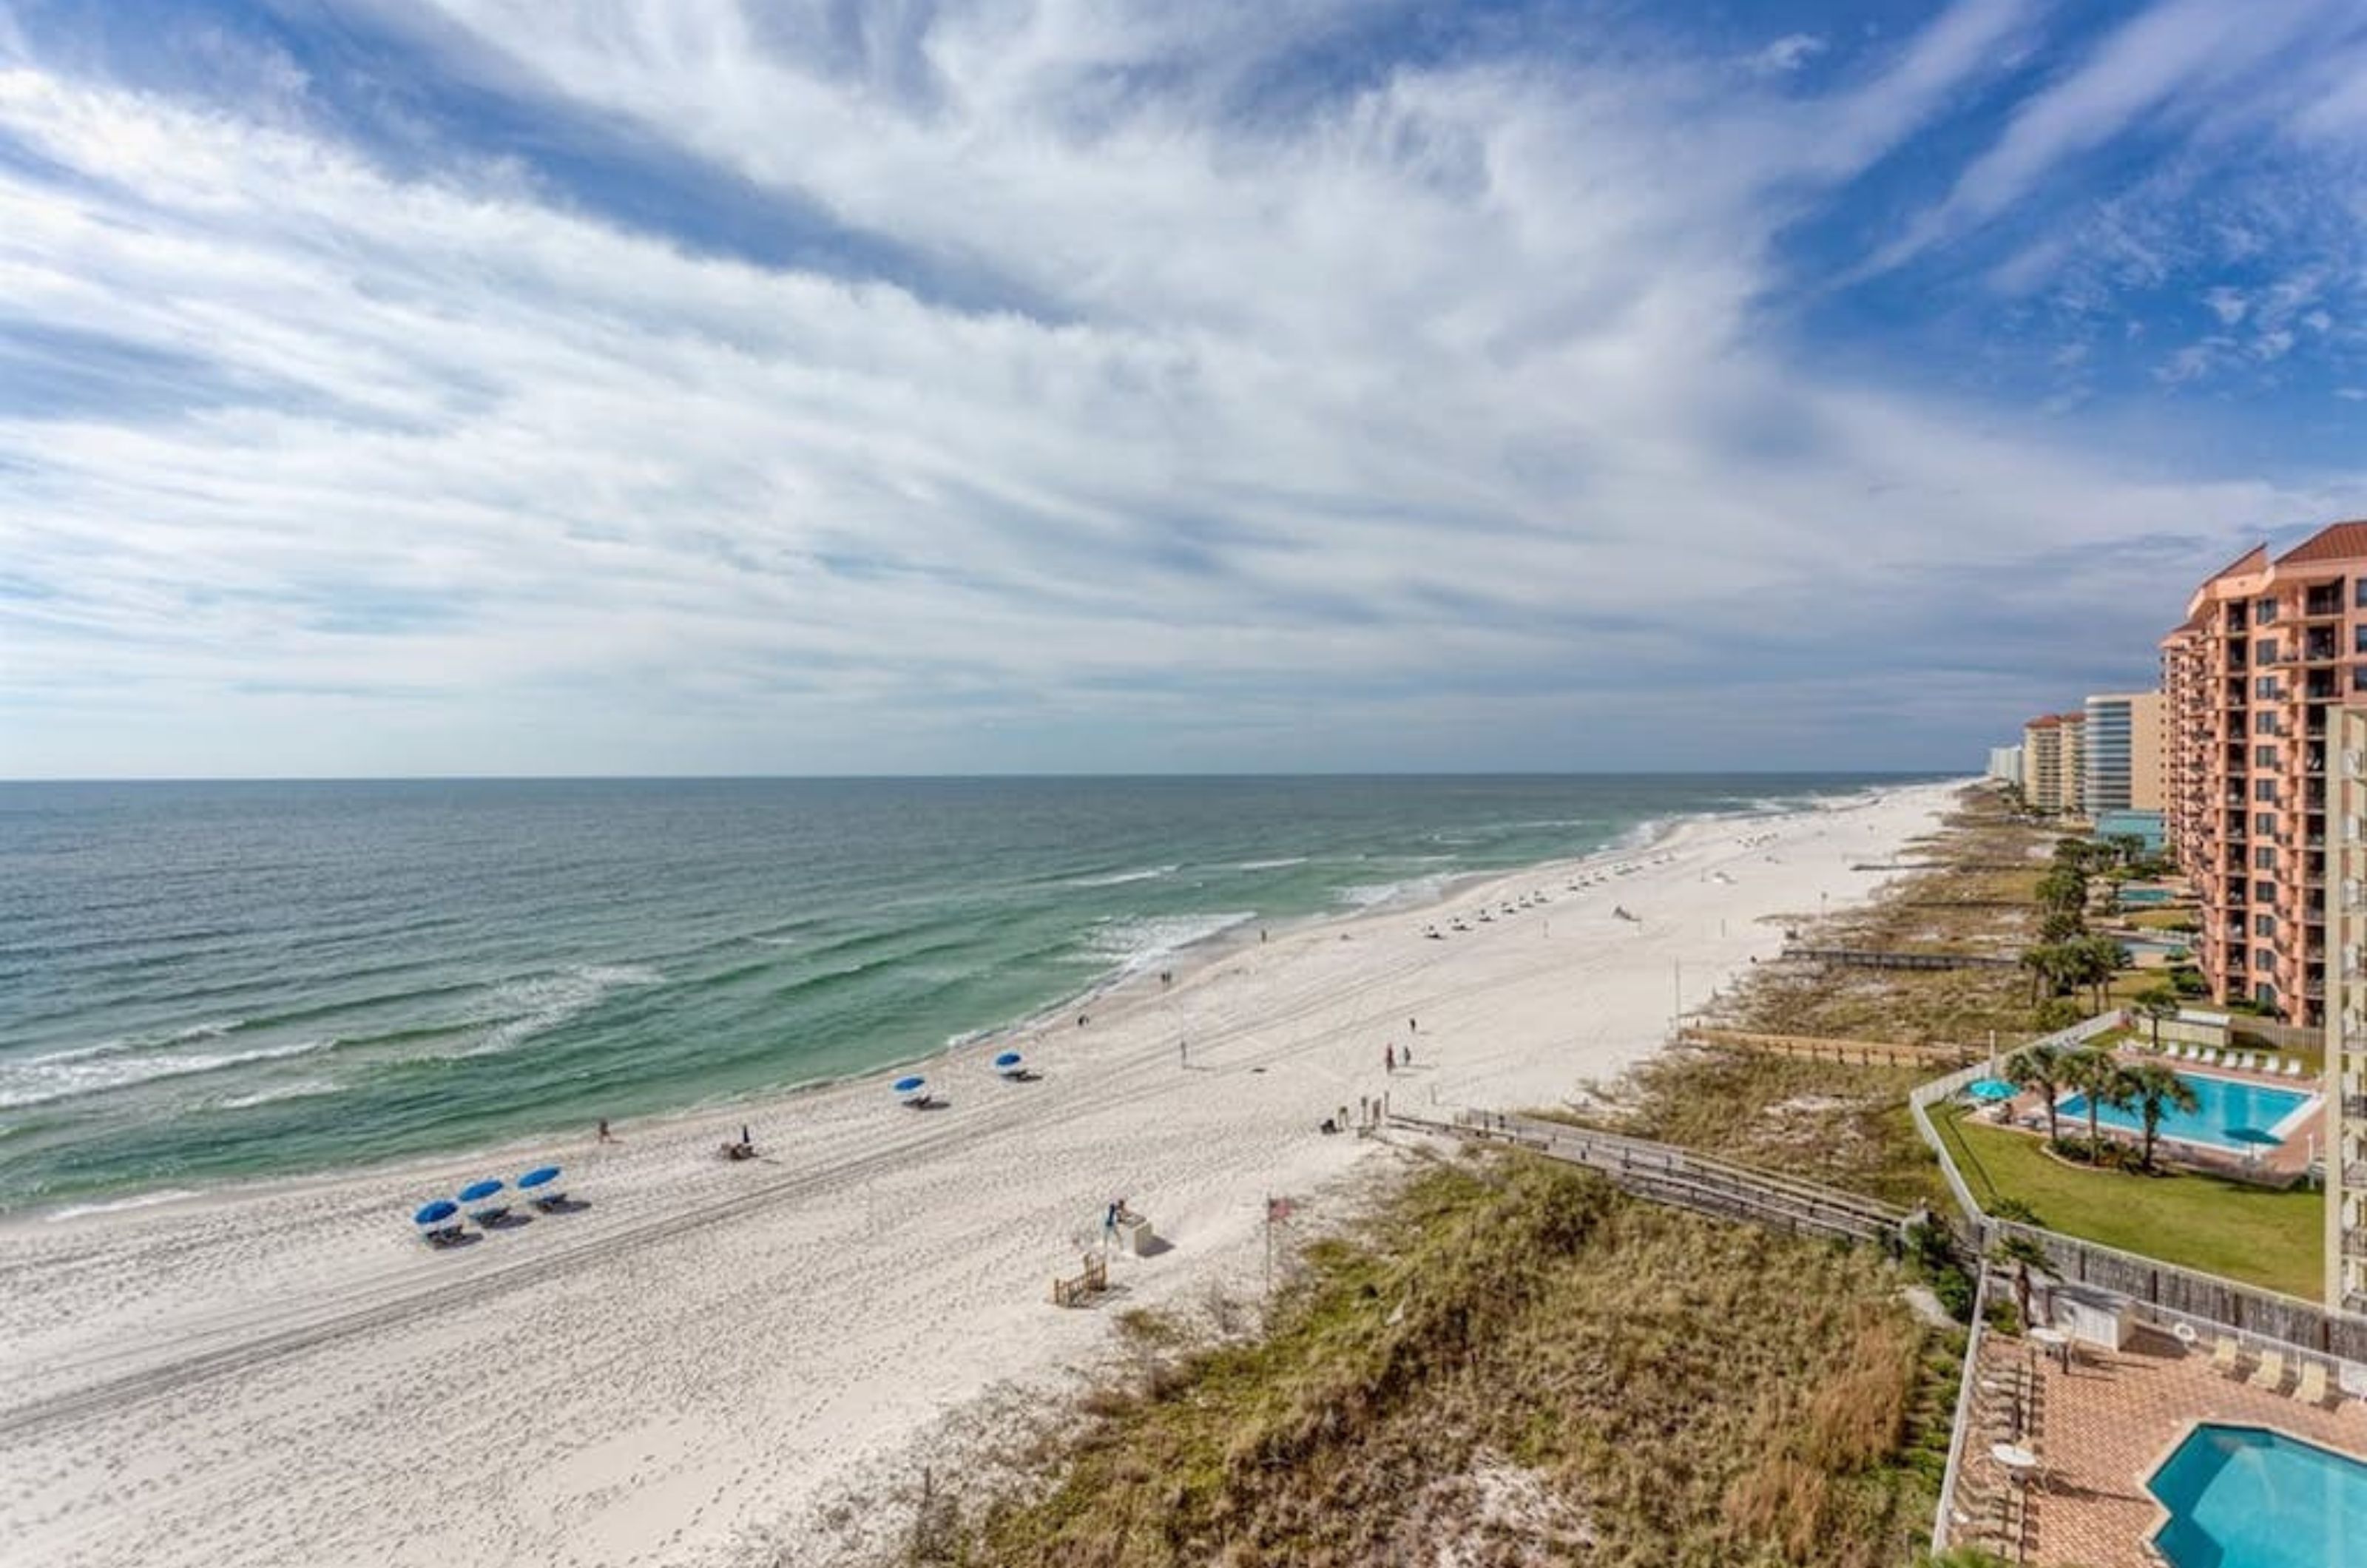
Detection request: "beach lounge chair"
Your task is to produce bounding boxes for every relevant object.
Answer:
[2209,1337,2243,1377]
[2202,1049,2222,1066]
[2284,1057,2305,1078]
[2249,1348,2289,1394]
[424,1220,467,1246]
[2295,1360,2331,1406]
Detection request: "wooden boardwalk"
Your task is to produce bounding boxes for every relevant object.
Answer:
[1781,945,2020,972]
[1391,1108,1910,1248]
[1681,1027,1976,1069]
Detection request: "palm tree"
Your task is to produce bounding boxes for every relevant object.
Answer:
[2003,1044,2067,1143]
[2132,984,2181,1048]
[2069,933,2127,1012]
[2113,1061,2199,1172]
[2059,1045,2118,1158]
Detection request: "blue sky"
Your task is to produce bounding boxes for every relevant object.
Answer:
[2,0,2366,777]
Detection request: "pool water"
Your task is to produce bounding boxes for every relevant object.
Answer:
[2149,1424,2367,1567]
[2121,887,2175,905]
[2058,1072,2313,1153]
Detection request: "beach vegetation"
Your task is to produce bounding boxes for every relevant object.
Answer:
[897,1157,1956,1568]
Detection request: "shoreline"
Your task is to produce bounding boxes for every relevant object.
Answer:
[0,778,1967,1568]
[3,780,1908,1230]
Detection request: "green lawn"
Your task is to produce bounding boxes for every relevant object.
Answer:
[1932,1106,2323,1300]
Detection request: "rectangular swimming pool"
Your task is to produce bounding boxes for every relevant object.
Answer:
[2150,1424,2367,1567]
[2058,1071,2314,1153]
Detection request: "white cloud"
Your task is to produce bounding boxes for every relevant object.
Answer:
[1,1,2362,777]
[1751,33,1827,75]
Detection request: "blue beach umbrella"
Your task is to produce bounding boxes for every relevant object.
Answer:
[517,1166,561,1192]
[993,1051,1024,1075]
[459,1179,504,1206]
[894,1074,928,1103]
[1967,1078,2016,1102]
[413,1199,458,1227]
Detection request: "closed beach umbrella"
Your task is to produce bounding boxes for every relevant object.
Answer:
[458,1179,504,1204]
[517,1166,561,1192]
[413,1199,458,1228]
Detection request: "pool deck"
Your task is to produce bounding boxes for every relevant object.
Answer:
[1959,1325,2367,1566]
[1977,1048,2323,1182]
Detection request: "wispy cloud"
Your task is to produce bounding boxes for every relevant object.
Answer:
[0,0,2363,777]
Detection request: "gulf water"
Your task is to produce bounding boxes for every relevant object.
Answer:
[0,774,1925,1211]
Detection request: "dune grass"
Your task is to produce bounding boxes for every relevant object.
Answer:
[1931,1106,2323,1300]
[922,1156,1958,1568]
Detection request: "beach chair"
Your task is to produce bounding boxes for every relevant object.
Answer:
[2295,1360,2331,1407]
[2249,1348,2289,1394]
[2284,1057,2305,1078]
[2209,1337,2244,1378]
[2203,1049,2223,1066]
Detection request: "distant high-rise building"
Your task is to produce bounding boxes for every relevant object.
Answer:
[2083,691,2164,817]
[2022,712,2087,814]
[1986,745,2023,787]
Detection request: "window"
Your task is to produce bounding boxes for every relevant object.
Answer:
[2258,811,2279,835]
[2256,879,2277,902]
[2259,596,2280,624]
[2354,624,2367,655]
[2353,666,2367,694]
[2255,845,2277,869]
[2355,578,2367,608]
[2257,675,2282,699]
[2257,777,2280,802]
[2258,638,2280,663]
[2256,744,2280,768]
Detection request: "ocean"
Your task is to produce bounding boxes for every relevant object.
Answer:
[0,774,1929,1211]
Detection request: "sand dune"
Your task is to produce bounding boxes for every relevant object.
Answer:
[0,781,1959,1567]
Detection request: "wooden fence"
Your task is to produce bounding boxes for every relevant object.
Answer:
[1780,946,2021,972]
[1391,1108,1909,1249]
[1682,1027,1974,1069]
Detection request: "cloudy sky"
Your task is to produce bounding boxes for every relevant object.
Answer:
[4,0,2366,778]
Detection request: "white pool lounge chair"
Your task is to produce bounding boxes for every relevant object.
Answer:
[2249,1348,2288,1394]
[2283,1058,2305,1078]
[2175,1045,2193,1061]
[2295,1360,2331,1407]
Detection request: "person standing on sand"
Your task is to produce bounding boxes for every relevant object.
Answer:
[596,1118,616,1143]
[1384,1043,1395,1072]
[1402,1041,1414,1067]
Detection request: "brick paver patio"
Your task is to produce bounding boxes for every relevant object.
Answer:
[1949,1325,2367,1565]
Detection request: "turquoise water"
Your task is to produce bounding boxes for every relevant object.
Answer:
[2059,1072,2312,1152]
[2121,888,2175,905]
[0,774,1923,1209]
[2150,1424,2367,1567]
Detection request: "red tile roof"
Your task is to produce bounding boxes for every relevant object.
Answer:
[2274,520,2367,566]
[2204,544,2269,582]
[2027,715,2061,729]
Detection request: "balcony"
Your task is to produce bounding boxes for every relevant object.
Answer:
[2311,751,2331,775]
[2309,636,2341,663]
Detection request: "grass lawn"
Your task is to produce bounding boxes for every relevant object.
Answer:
[1932,1106,2323,1300]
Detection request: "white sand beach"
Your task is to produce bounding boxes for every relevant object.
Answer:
[0,781,1961,1568]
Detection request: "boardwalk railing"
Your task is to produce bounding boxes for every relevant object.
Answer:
[1391,1108,1909,1248]
[1782,946,2020,972]
[1932,1260,1995,1557]
[1682,1027,1973,1069]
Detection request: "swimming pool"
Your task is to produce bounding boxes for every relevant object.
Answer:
[2057,1072,2314,1153]
[2149,1424,2367,1567]
[2121,887,2176,905]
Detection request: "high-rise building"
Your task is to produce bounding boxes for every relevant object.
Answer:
[2021,712,2088,814]
[2083,691,2164,817]
[2023,715,2065,811]
[1987,745,2023,787]
[2329,711,2367,1311]
[2163,523,2367,1027]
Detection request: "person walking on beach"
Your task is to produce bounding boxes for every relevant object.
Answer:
[1402,1040,1414,1067]
[1384,1043,1396,1072]
[596,1118,616,1143]
[1178,1037,1188,1068]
